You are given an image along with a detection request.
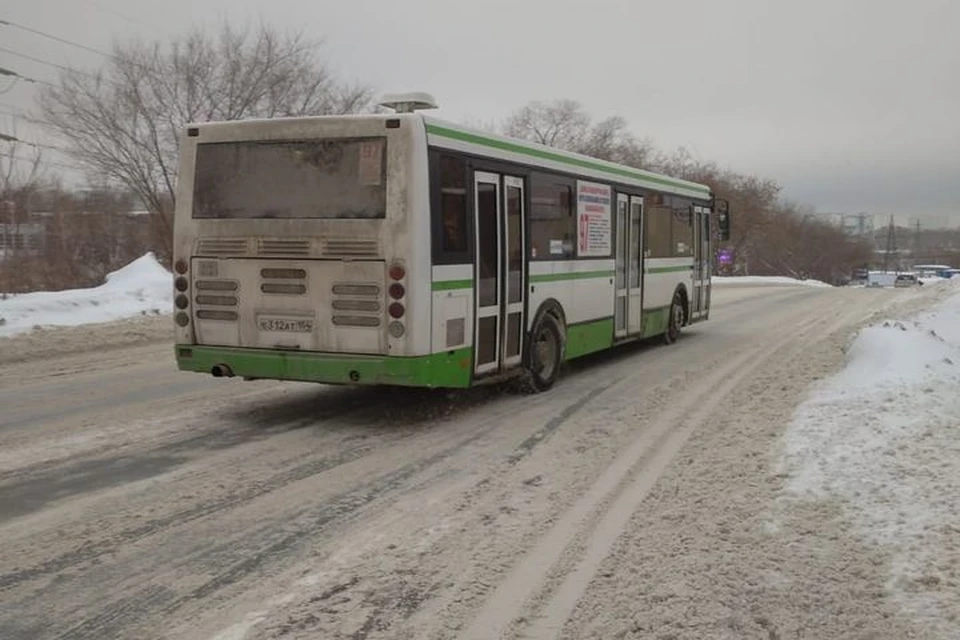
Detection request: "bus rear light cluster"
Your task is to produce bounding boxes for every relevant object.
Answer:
[174,259,190,327]
[387,262,406,334]
[388,264,406,281]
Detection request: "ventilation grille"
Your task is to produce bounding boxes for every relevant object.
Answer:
[258,239,311,256]
[331,282,381,328]
[260,267,307,296]
[197,238,248,256]
[321,238,380,258]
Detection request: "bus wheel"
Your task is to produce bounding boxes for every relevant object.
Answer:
[523,313,564,392]
[663,291,684,345]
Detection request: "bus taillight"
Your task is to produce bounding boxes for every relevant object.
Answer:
[387,263,406,336]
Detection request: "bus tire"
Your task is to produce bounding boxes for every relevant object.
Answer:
[663,290,684,345]
[522,312,565,392]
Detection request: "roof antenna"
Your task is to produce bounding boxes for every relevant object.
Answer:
[378,92,438,113]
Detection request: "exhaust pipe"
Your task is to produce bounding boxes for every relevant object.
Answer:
[211,364,234,378]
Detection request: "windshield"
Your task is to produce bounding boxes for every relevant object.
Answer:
[192,138,386,219]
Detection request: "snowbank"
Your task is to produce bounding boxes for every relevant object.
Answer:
[779,280,960,627]
[0,253,172,338]
[713,275,832,288]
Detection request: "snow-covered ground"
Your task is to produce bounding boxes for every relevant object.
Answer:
[713,275,833,287]
[779,279,960,631]
[0,253,172,338]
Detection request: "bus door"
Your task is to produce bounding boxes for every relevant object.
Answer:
[473,172,525,376]
[691,205,710,319]
[615,193,644,338]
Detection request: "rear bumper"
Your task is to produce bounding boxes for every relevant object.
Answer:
[175,344,473,388]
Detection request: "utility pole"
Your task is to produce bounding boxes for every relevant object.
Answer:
[883,215,897,273]
[913,218,921,263]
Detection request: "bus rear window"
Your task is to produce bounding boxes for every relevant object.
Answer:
[192,138,386,219]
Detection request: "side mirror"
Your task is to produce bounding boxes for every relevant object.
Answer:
[715,199,731,242]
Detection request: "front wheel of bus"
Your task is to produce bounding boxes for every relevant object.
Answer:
[663,291,684,345]
[524,313,565,392]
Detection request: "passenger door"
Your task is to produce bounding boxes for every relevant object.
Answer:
[691,205,710,320]
[614,193,644,337]
[473,172,525,376]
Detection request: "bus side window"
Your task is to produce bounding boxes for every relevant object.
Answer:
[433,154,469,258]
[529,175,575,260]
[644,193,673,258]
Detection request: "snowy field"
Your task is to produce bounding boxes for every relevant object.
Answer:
[713,275,833,287]
[779,279,960,632]
[0,253,171,338]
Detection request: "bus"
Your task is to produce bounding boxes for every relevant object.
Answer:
[172,93,731,392]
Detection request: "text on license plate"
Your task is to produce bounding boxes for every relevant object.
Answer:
[258,317,314,333]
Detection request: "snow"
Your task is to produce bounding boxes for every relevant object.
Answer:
[713,275,833,288]
[779,280,960,627]
[0,253,172,338]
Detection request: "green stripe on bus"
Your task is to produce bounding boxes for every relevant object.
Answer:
[426,124,711,197]
[432,279,473,291]
[645,265,693,274]
[529,270,614,284]
[564,317,614,360]
[176,345,474,388]
[641,306,670,338]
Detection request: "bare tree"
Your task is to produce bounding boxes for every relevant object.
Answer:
[0,136,47,293]
[38,21,375,261]
[503,98,872,283]
[503,100,656,169]
[503,100,590,149]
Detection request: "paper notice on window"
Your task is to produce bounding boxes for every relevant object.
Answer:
[577,181,612,257]
[358,140,384,186]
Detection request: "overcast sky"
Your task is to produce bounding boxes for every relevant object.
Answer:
[2,0,958,225]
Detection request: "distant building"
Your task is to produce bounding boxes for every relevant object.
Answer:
[0,222,45,258]
[840,213,874,237]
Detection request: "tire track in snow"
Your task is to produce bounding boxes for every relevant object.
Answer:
[460,308,839,639]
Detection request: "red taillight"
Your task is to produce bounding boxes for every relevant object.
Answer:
[174,259,188,274]
[388,283,405,300]
[388,302,405,319]
[389,264,406,281]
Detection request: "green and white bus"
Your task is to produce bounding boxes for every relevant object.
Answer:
[173,93,730,391]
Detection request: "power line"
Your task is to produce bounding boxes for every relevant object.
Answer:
[0,47,126,91]
[0,45,78,74]
[0,19,115,60]
[78,0,144,26]
[5,152,79,171]
[0,131,68,152]
[1,20,156,78]
[0,107,48,127]
[0,66,56,88]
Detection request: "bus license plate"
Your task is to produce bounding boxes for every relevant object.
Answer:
[258,317,314,333]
